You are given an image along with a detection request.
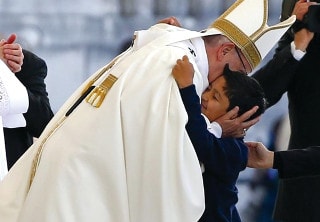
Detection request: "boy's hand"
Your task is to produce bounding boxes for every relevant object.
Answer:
[172,55,194,88]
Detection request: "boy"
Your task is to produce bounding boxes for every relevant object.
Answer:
[172,55,267,222]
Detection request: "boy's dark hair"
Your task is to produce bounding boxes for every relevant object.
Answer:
[223,64,267,121]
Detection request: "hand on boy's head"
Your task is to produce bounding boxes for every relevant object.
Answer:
[158,16,182,27]
[172,55,194,88]
[216,106,260,138]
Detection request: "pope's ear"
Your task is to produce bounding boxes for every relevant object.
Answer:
[222,42,235,55]
[217,42,235,60]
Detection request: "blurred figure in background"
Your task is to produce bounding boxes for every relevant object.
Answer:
[0,34,29,179]
[1,33,54,169]
[0,1,295,221]
[252,0,320,221]
[3,48,54,169]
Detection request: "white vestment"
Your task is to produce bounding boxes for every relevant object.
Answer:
[0,61,28,180]
[0,24,208,222]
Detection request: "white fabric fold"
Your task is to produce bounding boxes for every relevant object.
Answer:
[0,25,205,222]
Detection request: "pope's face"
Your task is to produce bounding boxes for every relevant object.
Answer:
[206,44,251,84]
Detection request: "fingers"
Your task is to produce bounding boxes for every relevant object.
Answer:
[158,16,181,27]
[245,141,259,149]
[175,55,189,68]
[242,115,260,130]
[224,106,240,120]
[182,55,189,62]
[218,106,260,138]
[0,34,23,73]
[238,106,259,122]
[6,60,21,73]
[2,43,23,73]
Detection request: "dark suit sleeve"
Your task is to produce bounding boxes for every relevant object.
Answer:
[273,146,320,179]
[15,49,54,137]
[252,31,299,108]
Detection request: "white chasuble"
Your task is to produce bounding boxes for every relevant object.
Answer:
[0,61,28,181]
[0,24,206,222]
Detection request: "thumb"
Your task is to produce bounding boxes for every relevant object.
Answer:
[6,33,17,44]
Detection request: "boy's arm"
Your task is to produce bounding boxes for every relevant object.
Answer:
[180,85,245,167]
[172,55,247,172]
[180,85,247,175]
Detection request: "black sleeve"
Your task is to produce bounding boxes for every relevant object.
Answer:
[273,146,320,179]
[16,49,54,137]
[252,31,299,108]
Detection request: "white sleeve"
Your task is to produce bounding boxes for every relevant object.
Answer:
[208,121,222,138]
[290,41,306,61]
[201,113,222,138]
[0,60,29,127]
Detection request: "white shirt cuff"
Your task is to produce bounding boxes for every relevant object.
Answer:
[208,121,222,138]
[201,114,222,138]
[290,41,306,61]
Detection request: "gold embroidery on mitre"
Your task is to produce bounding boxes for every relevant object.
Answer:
[211,19,261,69]
[86,74,118,108]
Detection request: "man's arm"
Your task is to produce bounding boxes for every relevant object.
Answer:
[274,147,320,179]
[15,49,54,137]
[253,0,314,107]
[246,141,320,179]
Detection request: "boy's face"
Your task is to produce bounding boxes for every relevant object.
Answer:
[201,76,230,122]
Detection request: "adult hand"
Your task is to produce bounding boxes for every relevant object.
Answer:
[158,16,182,27]
[294,28,314,52]
[1,34,24,73]
[292,0,316,21]
[215,106,260,138]
[246,141,274,169]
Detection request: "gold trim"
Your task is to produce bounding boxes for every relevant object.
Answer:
[86,74,118,108]
[250,0,268,41]
[207,0,270,69]
[29,116,67,188]
[28,47,130,188]
[212,19,261,69]
[81,60,116,95]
